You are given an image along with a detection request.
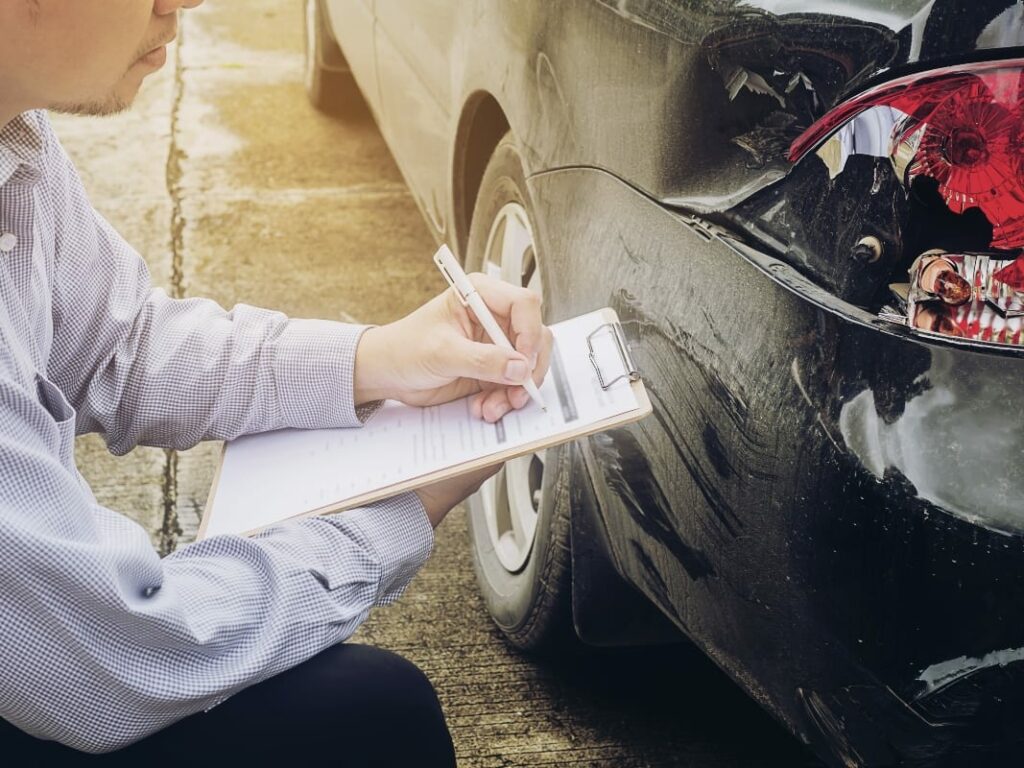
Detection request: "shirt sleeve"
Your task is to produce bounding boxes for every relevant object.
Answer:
[41,116,382,455]
[0,373,433,754]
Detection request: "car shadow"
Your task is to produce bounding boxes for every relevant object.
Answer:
[528,641,824,767]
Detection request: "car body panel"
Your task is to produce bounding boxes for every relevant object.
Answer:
[323,1,1024,763]
[373,0,455,234]
[529,165,1024,763]
[328,0,1024,234]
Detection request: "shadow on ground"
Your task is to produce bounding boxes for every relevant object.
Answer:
[529,642,821,767]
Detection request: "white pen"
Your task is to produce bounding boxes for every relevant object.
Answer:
[433,244,548,412]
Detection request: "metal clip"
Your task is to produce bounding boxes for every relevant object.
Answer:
[586,321,640,390]
[436,262,469,306]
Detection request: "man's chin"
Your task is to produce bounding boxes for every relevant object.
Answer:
[49,79,142,118]
[50,95,134,118]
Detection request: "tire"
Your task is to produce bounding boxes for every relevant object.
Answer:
[302,0,363,115]
[465,132,575,653]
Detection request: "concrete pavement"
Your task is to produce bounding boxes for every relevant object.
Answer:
[53,3,815,766]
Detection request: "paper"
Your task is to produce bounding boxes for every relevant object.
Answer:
[202,309,641,538]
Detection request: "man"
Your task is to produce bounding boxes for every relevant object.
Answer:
[0,1,553,764]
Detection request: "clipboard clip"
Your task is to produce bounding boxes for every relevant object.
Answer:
[586,321,640,390]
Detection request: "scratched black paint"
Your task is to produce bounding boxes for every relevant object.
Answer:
[531,165,1024,766]
[331,1,1024,764]
[592,429,716,581]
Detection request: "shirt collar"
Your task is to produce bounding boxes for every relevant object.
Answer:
[0,111,46,188]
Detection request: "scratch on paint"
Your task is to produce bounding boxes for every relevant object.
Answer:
[790,358,842,451]
[916,645,1024,696]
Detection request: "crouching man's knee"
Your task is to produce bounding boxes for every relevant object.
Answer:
[320,643,456,766]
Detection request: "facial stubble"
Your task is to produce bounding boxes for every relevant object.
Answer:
[49,34,164,118]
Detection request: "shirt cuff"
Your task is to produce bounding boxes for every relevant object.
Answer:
[328,491,434,606]
[269,318,385,429]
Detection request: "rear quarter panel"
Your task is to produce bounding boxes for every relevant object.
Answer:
[529,165,1024,761]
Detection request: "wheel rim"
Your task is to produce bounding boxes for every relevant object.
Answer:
[479,202,547,574]
[303,0,318,92]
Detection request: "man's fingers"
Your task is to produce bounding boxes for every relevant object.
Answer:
[511,292,544,362]
[469,391,486,419]
[437,274,551,420]
[509,387,531,409]
[478,388,516,422]
[467,273,546,359]
[465,272,527,316]
[443,336,531,387]
[472,386,537,422]
[530,325,554,386]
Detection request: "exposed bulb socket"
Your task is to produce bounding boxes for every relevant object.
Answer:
[851,235,883,264]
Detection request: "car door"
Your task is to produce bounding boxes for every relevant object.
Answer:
[373,0,457,239]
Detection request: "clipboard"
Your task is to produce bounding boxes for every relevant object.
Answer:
[198,307,651,540]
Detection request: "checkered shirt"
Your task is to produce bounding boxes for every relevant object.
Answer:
[0,111,434,754]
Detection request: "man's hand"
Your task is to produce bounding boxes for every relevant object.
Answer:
[354,272,553,423]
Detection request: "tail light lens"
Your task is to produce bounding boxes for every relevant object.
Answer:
[779,59,1024,346]
[790,60,1024,255]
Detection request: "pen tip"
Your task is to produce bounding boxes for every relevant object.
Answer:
[542,405,548,412]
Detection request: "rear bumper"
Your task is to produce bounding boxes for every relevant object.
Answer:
[527,165,1024,767]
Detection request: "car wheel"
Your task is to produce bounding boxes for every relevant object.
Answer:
[302,0,360,115]
[465,132,574,652]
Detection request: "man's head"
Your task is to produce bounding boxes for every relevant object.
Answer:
[0,0,203,126]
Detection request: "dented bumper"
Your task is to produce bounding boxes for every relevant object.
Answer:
[528,165,1024,767]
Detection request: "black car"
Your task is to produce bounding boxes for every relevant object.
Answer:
[304,2,1024,765]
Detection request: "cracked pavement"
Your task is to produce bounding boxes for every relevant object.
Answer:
[52,2,815,766]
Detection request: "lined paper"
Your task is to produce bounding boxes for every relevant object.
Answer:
[202,309,640,538]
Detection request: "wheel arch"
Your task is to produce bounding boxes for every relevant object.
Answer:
[452,91,510,262]
[570,442,687,647]
[455,101,679,648]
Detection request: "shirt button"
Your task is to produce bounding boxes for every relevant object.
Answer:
[0,232,16,253]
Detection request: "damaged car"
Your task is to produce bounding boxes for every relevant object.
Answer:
[304,1,1024,765]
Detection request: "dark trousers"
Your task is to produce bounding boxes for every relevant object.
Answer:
[0,643,457,767]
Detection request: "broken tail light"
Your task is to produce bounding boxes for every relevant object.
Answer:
[786,59,1024,347]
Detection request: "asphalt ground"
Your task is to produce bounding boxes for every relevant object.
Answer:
[54,3,819,766]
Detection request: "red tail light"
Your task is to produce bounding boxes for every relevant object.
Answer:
[788,60,1024,255]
